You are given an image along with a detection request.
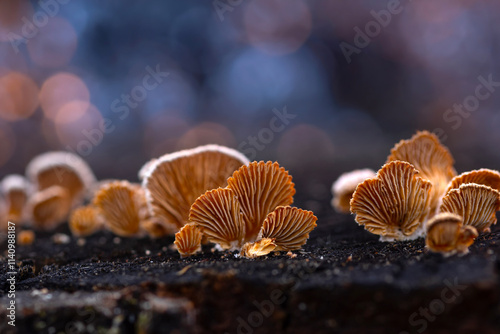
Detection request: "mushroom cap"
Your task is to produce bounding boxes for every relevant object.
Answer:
[350,161,432,241]
[240,238,277,258]
[456,225,478,253]
[174,224,203,258]
[331,169,376,214]
[189,188,246,250]
[142,144,249,231]
[140,218,178,238]
[28,185,72,230]
[227,161,296,242]
[26,151,96,206]
[17,230,35,246]
[69,205,103,237]
[445,168,500,195]
[93,180,144,237]
[425,212,463,253]
[1,175,30,223]
[257,206,317,251]
[387,130,456,216]
[440,183,500,233]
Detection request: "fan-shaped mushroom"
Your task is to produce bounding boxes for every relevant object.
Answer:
[28,186,72,230]
[174,224,202,258]
[387,130,456,216]
[0,174,31,223]
[142,145,249,232]
[440,183,500,233]
[350,161,432,241]
[240,238,277,258]
[331,169,376,214]
[445,169,500,195]
[426,212,477,255]
[69,205,103,237]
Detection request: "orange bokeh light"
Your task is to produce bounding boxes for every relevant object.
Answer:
[55,102,103,148]
[39,72,90,120]
[0,71,39,121]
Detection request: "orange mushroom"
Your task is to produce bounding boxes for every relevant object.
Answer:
[0,174,31,223]
[350,161,432,241]
[440,183,500,233]
[425,212,478,255]
[68,205,103,237]
[27,185,72,230]
[331,169,376,214]
[174,224,203,258]
[240,238,277,258]
[142,145,249,232]
[444,168,500,195]
[387,130,456,217]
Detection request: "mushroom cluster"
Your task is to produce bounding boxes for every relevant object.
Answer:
[332,130,500,255]
[174,161,317,258]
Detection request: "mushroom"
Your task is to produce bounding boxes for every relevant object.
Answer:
[257,206,317,251]
[350,161,432,241]
[240,238,277,258]
[440,183,500,233]
[189,188,245,250]
[227,161,295,242]
[386,130,456,217]
[444,169,500,195]
[174,224,203,258]
[69,205,103,237]
[425,212,478,255]
[27,186,72,230]
[142,144,249,232]
[93,181,147,237]
[331,169,376,214]
[0,174,31,223]
[185,161,316,258]
[17,230,35,246]
[140,218,178,238]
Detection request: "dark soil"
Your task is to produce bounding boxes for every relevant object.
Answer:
[1,206,500,334]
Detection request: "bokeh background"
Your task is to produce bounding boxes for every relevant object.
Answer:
[1,0,500,212]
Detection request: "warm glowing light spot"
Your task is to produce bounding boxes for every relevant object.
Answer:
[55,103,103,149]
[176,122,236,150]
[0,72,39,121]
[55,100,93,124]
[39,72,90,120]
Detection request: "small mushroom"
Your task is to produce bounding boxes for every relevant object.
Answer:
[189,188,246,250]
[331,169,376,214]
[68,205,103,237]
[26,151,96,207]
[425,212,478,255]
[93,181,146,237]
[17,230,35,246]
[444,168,500,195]
[440,183,500,233]
[240,238,277,258]
[140,218,177,238]
[350,161,432,241]
[28,186,72,230]
[142,145,249,232]
[227,161,295,242]
[257,206,317,251]
[0,174,31,223]
[386,130,456,216]
[174,224,202,258]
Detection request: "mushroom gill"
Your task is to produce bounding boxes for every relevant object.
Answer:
[445,169,500,195]
[69,205,103,237]
[240,238,277,258]
[174,224,203,258]
[331,169,376,214]
[425,212,477,255]
[28,186,72,230]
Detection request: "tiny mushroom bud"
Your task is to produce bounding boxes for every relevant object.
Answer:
[174,224,202,258]
[142,145,249,232]
[140,218,177,238]
[69,205,103,237]
[257,206,317,251]
[26,151,96,208]
[445,169,500,195]
[387,130,456,216]
[425,212,478,255]
[17,230,35,246]
[331,169,376,213]
[440,183,500,233]
[241,238,277,258]
[350,161,432,241]
[189,188,246,250]
[227,161,295,242]
[28,186,72,230]
[93,181,146,237]
[0,174,31,223]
